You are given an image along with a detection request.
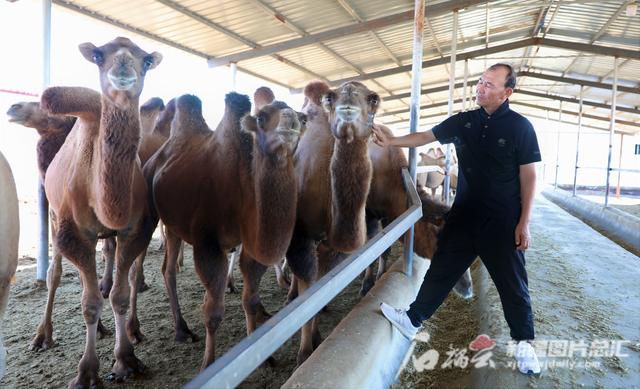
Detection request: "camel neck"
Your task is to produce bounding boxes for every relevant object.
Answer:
[94,95,141,230]
[329,136,372,252]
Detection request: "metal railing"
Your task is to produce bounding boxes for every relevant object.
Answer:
[185,168,422,389]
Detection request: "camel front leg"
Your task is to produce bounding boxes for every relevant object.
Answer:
[162,229,197,343]
[274,258,291,290]
[286,232,319,366]
[193,242,228,370]
[54,220,102,389]
[108,234,148,381]
[31,248,62,351]
[126,247,147,344]
[239,249,271,335]
[99,237,115,299]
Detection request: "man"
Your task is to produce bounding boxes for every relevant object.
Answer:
[372,63,542,375]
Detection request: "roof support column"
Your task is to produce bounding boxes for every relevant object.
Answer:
[403,0,425,276]
[572,86,583,197]
[616,134,624,198]
[444,9,458,206]
[604,57,618,207]
[38,0,52,283]
[554,101,562,190]
[462,58,469,111]
[230,62,237,91]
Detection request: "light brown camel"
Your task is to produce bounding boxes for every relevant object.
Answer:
[9,96,167,350]
[145,92,301,370]
[417,148,446,198]
[42,37,161,387]
[7,99,114,349]
[276,80,379,364]
[0,150,19,380]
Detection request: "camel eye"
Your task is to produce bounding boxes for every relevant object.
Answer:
[143,56,154,70]
[92,51,104,66]
[257,113,266,127]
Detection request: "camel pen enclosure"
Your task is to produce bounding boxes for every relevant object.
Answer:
[1,0,640,388]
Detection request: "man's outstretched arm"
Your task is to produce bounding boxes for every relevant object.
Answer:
[372,123,436,148]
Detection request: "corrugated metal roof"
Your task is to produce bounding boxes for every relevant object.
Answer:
[51,0,639,133]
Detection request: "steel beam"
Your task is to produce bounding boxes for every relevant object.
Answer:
[519,71,639,94]
[207,0,487,67]
[316,37,639,88]
[516,89,640,115]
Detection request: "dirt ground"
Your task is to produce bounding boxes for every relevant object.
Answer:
[0,233,365,388]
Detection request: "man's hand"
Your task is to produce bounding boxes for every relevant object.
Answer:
[515,220,531,251]
[372,123,395,147]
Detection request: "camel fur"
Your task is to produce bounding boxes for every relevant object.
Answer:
[42,36,161,388]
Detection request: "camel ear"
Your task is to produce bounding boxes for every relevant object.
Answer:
[321,91,337,113]
[79,42,100,64]
[143,52,163,71]
[242,114,259,133]
[367,92,381,114]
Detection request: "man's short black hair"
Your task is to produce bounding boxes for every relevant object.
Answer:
[488,63,516,89]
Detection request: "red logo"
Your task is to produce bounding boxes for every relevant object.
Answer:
[469,334,496,351]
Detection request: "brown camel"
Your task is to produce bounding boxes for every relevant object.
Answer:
[9,96,167,350]
[360,143,473,298]
[42,37,162,388]
[277,80,379,364]
[0,150,19,380]
[145,92,301,370]
[7,98,114,349]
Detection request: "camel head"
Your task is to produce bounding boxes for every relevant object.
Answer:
[6,101,42,127]
[139,97,164,134]
[321,81,380,143]
[79,37,162,108]
[242,102,305,164]
[253,87,307,153]
[413,186,450,258]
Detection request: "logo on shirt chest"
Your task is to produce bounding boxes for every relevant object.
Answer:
[464,122,471,128]
[497,138,507,147]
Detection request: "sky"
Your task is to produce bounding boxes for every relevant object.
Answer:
[0,0,638,203]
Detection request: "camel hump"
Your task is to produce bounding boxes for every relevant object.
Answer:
[140,97,165,113]
[225,92,251,118]
[174,94,204,122]
[304,81,330,106]
[253,87,275,113]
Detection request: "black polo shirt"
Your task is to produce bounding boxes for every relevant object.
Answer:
[432,100,541,222]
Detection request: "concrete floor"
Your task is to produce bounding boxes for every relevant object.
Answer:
[470,196,640,388]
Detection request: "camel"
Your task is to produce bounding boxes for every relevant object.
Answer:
[6,101,76,179]
[41,37,162,387]
[145,92,302,370]
[0,150,19,380]
[8,96,167,350]
[417,148,446,198]
[360,143,473,298]
[273,80,379,364]
[7,99,114,349]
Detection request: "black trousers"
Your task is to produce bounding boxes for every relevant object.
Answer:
[407,216,535,341]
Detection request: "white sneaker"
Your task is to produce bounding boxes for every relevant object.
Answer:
[380,302,420,340]
[515,340,541,375]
